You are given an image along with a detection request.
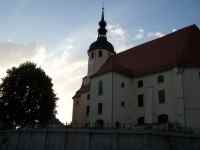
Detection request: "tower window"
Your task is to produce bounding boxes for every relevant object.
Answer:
[138,94,144,107]
[86,106,90,116]
[98,103,103,115]
[158,89,165,104]
[158,75,164,83]
[98,80,103,95]
[121,82,125,88]
[98,50,103,57]
[138,80,143,88]
[91,52,94,59]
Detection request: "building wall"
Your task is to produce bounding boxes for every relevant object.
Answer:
[87,49,114,77]
[73,67,200,129]
[72,92,88,127]
[182,68,200,129]
[89,73,113,126]
[132,69,180,125]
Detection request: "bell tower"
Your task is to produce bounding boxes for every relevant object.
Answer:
[87,7,116,77]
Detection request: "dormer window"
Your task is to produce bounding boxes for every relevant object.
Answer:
[98,50,102,57]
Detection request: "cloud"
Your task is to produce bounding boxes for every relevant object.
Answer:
[147,31,165,39]
[134,28,145,40]
[172,29,177,32]
[107,24,133,52]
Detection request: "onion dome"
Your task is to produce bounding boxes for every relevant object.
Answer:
[88,7,115,54]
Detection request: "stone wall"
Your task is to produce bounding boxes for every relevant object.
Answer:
[0,128,200,150]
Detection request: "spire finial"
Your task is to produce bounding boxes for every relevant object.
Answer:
[101,3,104,21]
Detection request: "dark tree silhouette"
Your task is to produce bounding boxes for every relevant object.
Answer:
[0,62,57,129]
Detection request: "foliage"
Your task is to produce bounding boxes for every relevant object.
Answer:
[0,62,57,129]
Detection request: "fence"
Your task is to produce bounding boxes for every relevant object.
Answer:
[0,128,200,150]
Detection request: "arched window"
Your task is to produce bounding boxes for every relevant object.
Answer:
[91,52,94,59]
[98,80,103,95]
[158,114,168,124]
[98,50,102,57]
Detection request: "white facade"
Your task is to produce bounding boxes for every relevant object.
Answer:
[73,67,200,129]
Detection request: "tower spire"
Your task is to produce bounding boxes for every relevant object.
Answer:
[98,6,107,39]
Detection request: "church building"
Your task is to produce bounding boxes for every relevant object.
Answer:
[72,8,200,129]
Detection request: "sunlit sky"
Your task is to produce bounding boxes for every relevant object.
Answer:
[0,0,199,123]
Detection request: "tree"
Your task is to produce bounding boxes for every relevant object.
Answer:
[0,62,57,129]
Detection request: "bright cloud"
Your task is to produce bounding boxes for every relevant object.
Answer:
[147,31,165,39]
[172,29,177,32]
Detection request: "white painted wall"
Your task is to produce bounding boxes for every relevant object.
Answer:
[87,49,114,77]
[73,67,200,129]
[182,68,200,129]
[89,73,113,126]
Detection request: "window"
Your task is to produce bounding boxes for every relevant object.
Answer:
[98,50,102,57]
[91,52,94,59]
[158,89,165,104]
[138,80,143,88]
[121,101,125,107]
[95,119,104,128]
[137,117,145,125]
[158,75,164,83]
[115,121,121,128]
[158,114,168,124]
[138,94,144,107]
[98,80,103,95]
[198,72,200,78]
[121,82,125,88]
[87,94,90,100]
[98,103,103,114]
[86,106,90,116]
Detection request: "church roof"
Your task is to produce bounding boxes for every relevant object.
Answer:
[92,24,200,78]
[88,38,115,53]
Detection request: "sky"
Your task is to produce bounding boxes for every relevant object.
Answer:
[0,0,199,124]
